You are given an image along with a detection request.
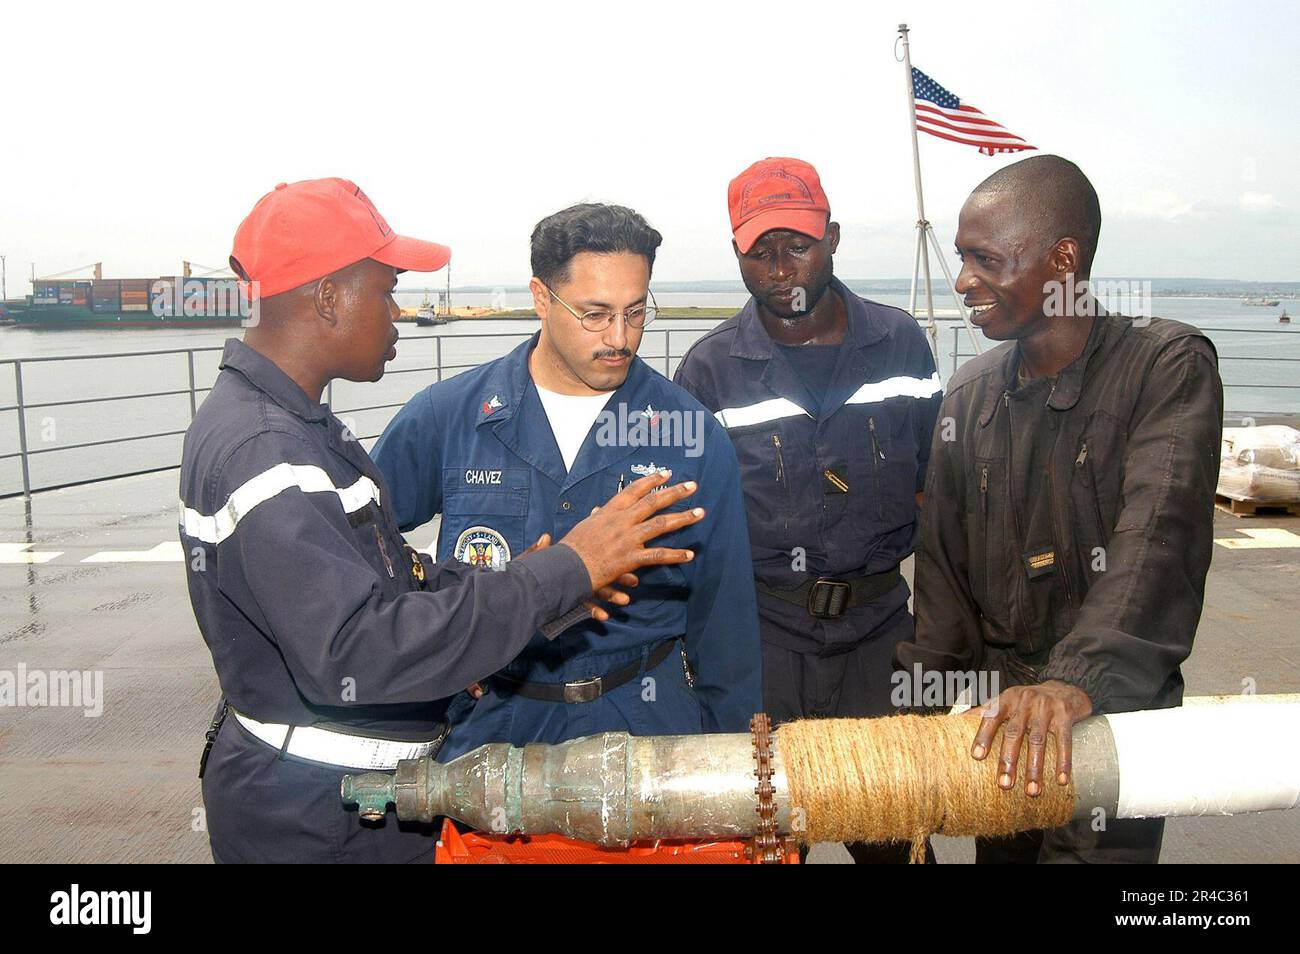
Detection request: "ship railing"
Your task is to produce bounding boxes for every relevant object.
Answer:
[945,325,1300,424]
[1,325,1297,499]
[0,329,709,499]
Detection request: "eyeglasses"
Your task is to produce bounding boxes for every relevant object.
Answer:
[543,284,659,332]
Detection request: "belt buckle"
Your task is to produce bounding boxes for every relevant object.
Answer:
[563,676,603,704]
[807,578,851,619]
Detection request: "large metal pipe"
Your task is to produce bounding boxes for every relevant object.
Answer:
[341,695,1300,847]
[344,729,793,845]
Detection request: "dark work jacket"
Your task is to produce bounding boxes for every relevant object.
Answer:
[675,278,942,654]
[898,315,1223,714]
[179,339,592,735]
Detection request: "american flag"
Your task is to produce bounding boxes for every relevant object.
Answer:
[911,67,1035,156]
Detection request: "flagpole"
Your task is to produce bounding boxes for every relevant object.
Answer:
[897,23,982,362]
[898,23,938,362]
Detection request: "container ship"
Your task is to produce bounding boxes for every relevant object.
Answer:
[4,263,246,328]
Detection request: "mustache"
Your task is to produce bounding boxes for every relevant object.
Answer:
[593,348,632,360]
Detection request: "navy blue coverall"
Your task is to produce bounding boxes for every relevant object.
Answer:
[674,278,943,722]
[180,340,593,862]
[373,334,762,760]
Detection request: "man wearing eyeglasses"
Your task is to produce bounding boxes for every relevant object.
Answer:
[373,203,761,761]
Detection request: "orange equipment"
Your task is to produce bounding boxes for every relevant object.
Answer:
[434,820,800,865]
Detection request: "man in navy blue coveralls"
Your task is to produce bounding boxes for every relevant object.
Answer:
[674,158,943,863]
[374,203,762,759]
[181,181,707,863]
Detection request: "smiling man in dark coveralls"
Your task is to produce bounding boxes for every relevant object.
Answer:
[899,155,1223,863]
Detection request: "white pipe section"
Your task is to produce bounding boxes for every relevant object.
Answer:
[1104,701,1300,819]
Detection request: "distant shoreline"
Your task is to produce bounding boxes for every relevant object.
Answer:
[395,297,1294,323]
[396,283,1300,299]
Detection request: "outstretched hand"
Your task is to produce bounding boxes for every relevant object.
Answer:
[968,681,1093,796]
[557,470,704,592]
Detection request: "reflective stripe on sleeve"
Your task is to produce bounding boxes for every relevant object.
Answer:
[180,463,381,545]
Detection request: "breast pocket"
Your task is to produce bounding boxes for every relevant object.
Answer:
[726,424,792,540]
[859,401,920,535]
[1072,411,1128,539]
[598,471,691,614]
[439,467,530,568]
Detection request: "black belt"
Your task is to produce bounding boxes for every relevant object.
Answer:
[757,565,902,620]
[491,638,682,704]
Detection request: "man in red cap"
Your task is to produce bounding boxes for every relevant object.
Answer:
[675,158,943,863]
[180,178,706,863]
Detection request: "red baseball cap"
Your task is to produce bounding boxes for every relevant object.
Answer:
[230,177,451,298]
[728,157,831,253]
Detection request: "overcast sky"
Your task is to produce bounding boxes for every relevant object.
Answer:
[3,0,1296,291]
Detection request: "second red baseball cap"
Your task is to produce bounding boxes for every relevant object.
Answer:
[728,157,831,253]
[231,178,451,298]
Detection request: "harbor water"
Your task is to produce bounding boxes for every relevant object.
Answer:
[1,293,1296,498]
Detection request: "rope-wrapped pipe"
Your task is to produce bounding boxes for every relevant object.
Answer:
[341,694,1300,856]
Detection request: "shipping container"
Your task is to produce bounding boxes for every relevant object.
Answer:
[90,279,121,312]
[22,270,244,324]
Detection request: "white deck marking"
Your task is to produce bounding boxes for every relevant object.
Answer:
[1214,528,1300,550]
[82,542,186,563]
[0,543,65,564]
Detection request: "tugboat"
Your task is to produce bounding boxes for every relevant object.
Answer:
[415,266,454,325]
[415,295,439,326]
[1281,309,1292,325]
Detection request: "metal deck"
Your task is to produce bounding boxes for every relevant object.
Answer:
[0,470,1296,863]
